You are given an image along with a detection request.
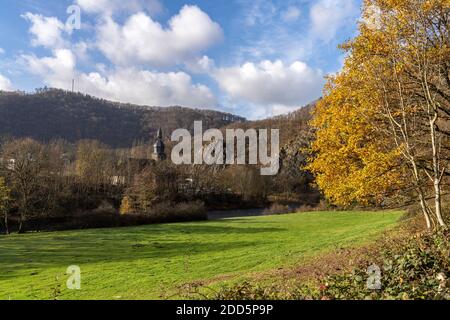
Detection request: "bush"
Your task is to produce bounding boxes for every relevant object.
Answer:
[263,203,296,215]
[317,229,449,300]
[145,201,207,222]
[93,201,117,215]
[204,281,311,300]
[1,201,208,233]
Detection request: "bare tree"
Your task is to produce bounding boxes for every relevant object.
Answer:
[0,139,46,233]
[0,177,11,235]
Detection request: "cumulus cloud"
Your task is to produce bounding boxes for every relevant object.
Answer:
[214,60,324,117]
[22,13,92,63]
[310,0,359,42]
[77,69,217,108]
[22,49,76,89]
[21,13,68,48]
[0,73,14,91]
[19,6,220,109]
[76,0,162,16]
[17,2,333,118]
[22,49,217,108]
[96,5,223,67]
[185,55,216,74]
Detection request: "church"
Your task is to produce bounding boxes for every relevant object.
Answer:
[152,128,167,162]
[110,128,167,186]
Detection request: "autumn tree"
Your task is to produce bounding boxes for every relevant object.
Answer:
[125,162,181,213]
[308,75,404,207]
[75,140,113,188]
[308,0,449,228]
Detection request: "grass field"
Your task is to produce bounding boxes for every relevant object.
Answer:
[0,211,402,300]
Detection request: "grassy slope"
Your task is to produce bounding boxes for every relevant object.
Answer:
[0,211,402,300]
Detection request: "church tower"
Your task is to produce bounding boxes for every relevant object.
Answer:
[153,128,166,161]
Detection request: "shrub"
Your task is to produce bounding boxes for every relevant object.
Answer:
[317,229,449,300]
[120,196,133,215]
[93,201,117,215]
[263,203,296,215]
[1,201,207,233]
[146,201,207,222]
[205,281,312,300]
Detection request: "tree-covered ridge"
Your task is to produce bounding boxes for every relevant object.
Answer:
[0,89,246,148]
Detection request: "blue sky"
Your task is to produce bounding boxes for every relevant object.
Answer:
[0,0,362,119]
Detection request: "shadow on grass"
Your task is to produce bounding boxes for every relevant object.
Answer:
[0,223,285,280]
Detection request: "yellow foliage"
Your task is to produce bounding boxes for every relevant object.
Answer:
[309,0,449,207]
[306,0,443,206]
[120,196,133,215]
[308,74,404,206]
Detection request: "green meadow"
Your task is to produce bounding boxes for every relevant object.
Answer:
[0,211,402,300]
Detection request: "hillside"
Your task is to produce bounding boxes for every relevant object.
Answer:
[224,101,318,196]
[0,89,246,148]
[224,101,316,145]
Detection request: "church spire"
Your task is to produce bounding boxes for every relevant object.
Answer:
[153,128,166,161]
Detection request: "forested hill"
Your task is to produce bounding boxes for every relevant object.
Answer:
[225,101,317,146]
[0,89,246,148]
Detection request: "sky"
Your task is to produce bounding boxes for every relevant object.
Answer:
[0,0,363,119]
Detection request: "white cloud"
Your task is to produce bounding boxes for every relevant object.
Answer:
[22,49,217,108]
[185,55,215,74]
[73,41,89,61]
[310,0,359,42]
[22,49,76,89]
[77,69,217,108]
[96,5,223,67]
[22,13,93,62]
[76,0,162,16]
[282,6,301,22]
[0,48,4,54]
[22,13,67,48]
[0,73,14,91]
[214,60,324,116]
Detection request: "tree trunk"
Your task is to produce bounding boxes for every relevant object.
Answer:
[429,115,447,228]
[434,179,446,228]
[410,160,432,230]
[418,191,432,230]
[18,214,24,234]
[4,212,9,235]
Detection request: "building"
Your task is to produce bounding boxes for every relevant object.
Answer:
[0,158,16,170]
[153,128,167,161]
